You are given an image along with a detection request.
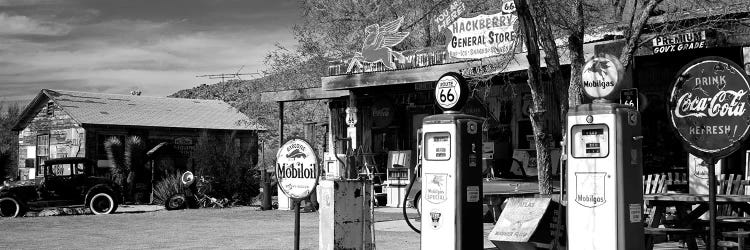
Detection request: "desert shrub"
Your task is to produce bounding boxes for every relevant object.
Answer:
[190,133,259,205]
[152,174,188,205]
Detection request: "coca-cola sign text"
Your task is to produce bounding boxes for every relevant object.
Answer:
[669,57,750,158]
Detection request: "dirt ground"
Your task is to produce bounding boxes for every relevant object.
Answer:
[0,207,421,250]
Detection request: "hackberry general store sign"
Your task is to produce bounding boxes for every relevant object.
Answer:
[276,138,319,199]
[445,3,517,59]
[668,57,750,158]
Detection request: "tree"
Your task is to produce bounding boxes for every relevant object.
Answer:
[0,102,20,180]
[190,132,259,203]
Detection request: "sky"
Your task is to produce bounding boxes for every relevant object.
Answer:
[0,0,300,106]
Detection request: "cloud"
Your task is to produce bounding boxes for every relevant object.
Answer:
[0,0,300,105]
[0,13,71,36]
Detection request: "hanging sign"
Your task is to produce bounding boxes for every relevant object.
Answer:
[582,54,625,100]
[276,138,319,199]
[435,72,470,111]
[649,30,712,54]
[434,0,466,32]
[446,7,518,59]
[668,56,750,158]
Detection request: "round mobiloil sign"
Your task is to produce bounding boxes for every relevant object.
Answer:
[275,138,319,199]
[581,54,625,100]
[435,72,469,111]
[668,56,750,159]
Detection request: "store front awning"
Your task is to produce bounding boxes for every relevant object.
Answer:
[322,41,603,91]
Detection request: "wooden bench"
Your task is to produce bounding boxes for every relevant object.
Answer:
[714,175,750,249]
[643,173,699,250]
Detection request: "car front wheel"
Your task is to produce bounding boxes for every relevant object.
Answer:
[89,192,118,215]
[0,196,26,217]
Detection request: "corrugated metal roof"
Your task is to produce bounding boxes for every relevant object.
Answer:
[40,89,265,131]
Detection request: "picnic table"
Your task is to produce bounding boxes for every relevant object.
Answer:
[644,193,750,249]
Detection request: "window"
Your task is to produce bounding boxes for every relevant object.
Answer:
[48,164,72,177]
[36,134,49,175]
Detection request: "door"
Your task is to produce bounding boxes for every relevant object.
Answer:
[43,163,83,202]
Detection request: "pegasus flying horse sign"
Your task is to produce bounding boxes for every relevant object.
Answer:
[347,17,410,73]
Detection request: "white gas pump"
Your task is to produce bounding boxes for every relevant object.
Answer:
[566,55,644,250]
[420,73,484,249]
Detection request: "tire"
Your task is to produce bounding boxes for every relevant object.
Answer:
[89,192,118,215]
[0,197,26,217]
[165,194,187,210]
[414,193,421,216]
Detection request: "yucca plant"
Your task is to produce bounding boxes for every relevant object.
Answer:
[104,137,126,197]
[124,136,145,202]
[152,174,188,205]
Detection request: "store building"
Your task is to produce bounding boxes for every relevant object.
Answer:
[12,89,265,180]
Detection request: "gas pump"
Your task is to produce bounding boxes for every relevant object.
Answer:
[419,73,484,249]
[566,55,643,250]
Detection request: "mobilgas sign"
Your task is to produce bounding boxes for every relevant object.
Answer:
[581,54,625,100]
[276,138,319,199]
[669,57,750,158]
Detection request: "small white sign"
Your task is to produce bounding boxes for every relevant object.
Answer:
[628,204,642,223]
[435,75,461,109]
[489,198,551,242]
[466,186,480,202]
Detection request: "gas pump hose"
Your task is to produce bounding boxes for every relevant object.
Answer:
[402,164,421,234]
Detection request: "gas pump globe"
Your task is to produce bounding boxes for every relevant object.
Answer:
[566,55,644,250]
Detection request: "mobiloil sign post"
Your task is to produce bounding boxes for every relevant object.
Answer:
[421,72,483,249]
[567,54,645,250]
[668,57,750,250]
[276,138,319,250]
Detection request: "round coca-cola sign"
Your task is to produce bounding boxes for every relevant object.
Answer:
[669,56,750,158]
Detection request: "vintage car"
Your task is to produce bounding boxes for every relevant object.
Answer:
[0,157,121,217]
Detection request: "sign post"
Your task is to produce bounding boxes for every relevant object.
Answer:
[276,138,320,250]
[668,57,750,250]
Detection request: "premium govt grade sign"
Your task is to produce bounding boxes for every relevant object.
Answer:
[669,56,750,158]
[276,138,319,199]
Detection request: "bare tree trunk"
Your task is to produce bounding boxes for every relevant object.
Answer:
[514,0,553,195]
[619,0,663,69]
[568,0,585,108]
